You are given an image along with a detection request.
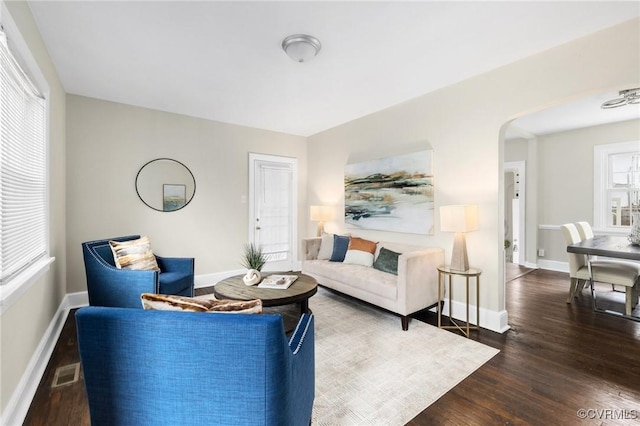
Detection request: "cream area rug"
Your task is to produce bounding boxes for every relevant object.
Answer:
[309,287,499,425]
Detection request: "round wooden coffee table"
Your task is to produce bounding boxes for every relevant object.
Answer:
[213,272,317,314]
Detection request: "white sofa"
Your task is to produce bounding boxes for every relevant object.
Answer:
[302,237,444,330]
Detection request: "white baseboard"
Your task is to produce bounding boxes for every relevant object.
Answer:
[440,300,510,334]
[1,292,82,426]
[538,259,569,273]
[194,269,245,289]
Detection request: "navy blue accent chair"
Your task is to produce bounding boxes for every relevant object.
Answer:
[82,235,194,308]
[76,307,315,426]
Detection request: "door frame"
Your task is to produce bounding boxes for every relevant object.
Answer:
[504,160,526,266]
[248,153,298,271]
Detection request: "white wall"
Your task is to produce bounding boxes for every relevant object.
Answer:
[65,95,307,294]
[0,0,66,417]
[307,18,640,332]
[537,119,640,263]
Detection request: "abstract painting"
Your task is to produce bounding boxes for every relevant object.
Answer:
[163,184,186,212]
[345,150,434,234]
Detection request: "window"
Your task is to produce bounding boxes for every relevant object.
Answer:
[594,141,640,232]
[0,27,47,286]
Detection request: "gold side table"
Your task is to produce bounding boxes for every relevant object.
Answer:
[437,265,481,338]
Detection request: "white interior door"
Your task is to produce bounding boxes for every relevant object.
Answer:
[249,153,297,271]
[511,199,520,264]
[504,161,526,266]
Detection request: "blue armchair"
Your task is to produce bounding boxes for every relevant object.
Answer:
[82,235,194,308]
[76,307,315,426]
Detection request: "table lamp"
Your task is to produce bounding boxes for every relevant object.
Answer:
[310,205,333,236]
[440,205,479,271]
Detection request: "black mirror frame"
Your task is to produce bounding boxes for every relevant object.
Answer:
[135,158,196,212]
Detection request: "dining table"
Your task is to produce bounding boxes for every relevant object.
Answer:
[566,235,640,261]
[567,234,640,320]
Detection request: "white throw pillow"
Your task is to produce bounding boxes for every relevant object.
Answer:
[343,250,375,267]
[317,232,334,260]
[342,237,377,267]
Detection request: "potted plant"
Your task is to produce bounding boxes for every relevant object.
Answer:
[241,243,268,285]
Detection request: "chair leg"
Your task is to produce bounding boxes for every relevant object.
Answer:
[625,287,633,316]
[567,278,579,304]
[578,280,587,291]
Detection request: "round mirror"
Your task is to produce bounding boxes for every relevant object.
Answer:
[135,158,196,212]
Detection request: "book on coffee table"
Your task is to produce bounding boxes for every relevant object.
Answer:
[258,274,298,290]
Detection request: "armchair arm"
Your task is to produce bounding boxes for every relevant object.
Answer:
[84,258,159,308]
[155,255,194,274]
[396,248,445,315]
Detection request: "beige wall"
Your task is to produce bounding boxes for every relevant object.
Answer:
[0,0,66,416]
[537,119,640,263]
[307,19,640,326]
[65,95,307,294]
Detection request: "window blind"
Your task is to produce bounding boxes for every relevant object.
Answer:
[0,28,46,285]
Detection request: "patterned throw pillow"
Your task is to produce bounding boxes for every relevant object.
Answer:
[343,237,378,267]
[373,247,401,275]
[109,236,160,271]
[329,234,351,262]
[141,293,263,314]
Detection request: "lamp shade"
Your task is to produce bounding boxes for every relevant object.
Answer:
[440,205,478,233]
[310,205,333,222]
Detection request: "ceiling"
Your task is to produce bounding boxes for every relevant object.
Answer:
[26,1,640,137]
[507,90,640,139]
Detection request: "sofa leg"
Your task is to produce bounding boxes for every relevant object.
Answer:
[401,316,409,331]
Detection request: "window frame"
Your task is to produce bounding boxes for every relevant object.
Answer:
[0,6,54,314]
[593,141,640,234]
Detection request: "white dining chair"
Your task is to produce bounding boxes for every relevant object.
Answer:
[575,221,610,291]
[575,221,638,293]
[561,223,640,315]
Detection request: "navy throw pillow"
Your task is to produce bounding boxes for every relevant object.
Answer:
[330,235,350,262]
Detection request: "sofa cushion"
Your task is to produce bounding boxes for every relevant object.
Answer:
[317,232,334,260]
[373,247,401,275]
[109,236,160,271]
[343,237,377,267]
[330,234,350,262]
[304,259,397,300]
[141,293,263,313]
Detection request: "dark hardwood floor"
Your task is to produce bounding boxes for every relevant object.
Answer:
[410,269,640,425]
[24,269,640,425]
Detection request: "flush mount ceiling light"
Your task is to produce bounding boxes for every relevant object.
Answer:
[282,34,321,63]
[601,88,640,109]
